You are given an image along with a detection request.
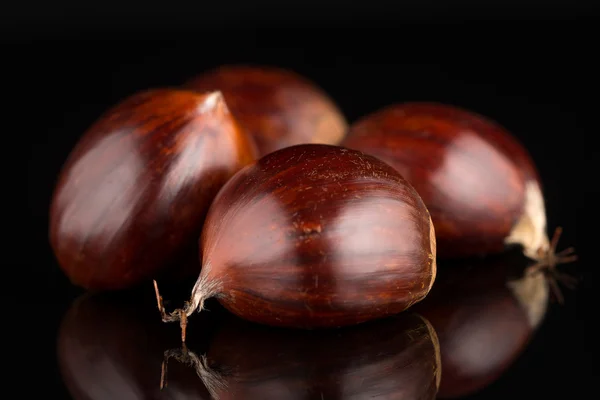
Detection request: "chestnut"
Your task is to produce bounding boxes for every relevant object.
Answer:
[184,65,348,156]
[413,246,577,398]
[341,102,554,260]
[49,89,257,291]
[57,289,222,399]
[155,144,437,339]
[164,312,441,400]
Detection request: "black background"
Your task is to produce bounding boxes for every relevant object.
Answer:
[9,1,596,398]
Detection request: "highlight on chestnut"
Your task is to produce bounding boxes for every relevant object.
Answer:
[154,143,438,341]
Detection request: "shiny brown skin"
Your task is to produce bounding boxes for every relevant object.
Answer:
[413,250,549,398]
[203,313,441,399]
[342,102,540,258]
[49,89,257,291]
[184,65,348,156]
[197,144,437,328]
[57,290,220,399]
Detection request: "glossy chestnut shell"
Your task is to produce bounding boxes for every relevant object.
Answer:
[191,313,441,399]
[341,102,547,259]
[184,65,348,156]
[49,89,257,290]
[162,144,437,331]
[413,250,550,398]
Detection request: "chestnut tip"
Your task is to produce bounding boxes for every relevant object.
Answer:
[505,180,549,260]
[195,90,227,114]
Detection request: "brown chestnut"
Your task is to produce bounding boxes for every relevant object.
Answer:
[57,289,221,399]
[184,65,348,156]
[49,89,257,291]
[413,246,577,398]
[164,313,441,399]
[341,102,553,260]
[155,144,437,339]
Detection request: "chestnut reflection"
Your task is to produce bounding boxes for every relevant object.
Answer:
[57,288,222,399]
[413,249,552,398]
[182,312,442,399]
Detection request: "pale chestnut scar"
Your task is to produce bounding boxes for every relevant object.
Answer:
[505,181,549,260]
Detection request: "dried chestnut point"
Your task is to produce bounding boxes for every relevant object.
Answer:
[342,102,564,261]
[49,89,257,291]
[162,312,441,400]
[57,289,223,399]
[155,144,437,340]
[184,65,348,156]
[413,244,577,398]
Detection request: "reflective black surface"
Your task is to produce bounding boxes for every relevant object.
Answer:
[57,289,441,399]
[15,7,592,399]
[44,248,583,400]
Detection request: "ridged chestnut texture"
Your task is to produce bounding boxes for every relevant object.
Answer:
[342,102,549,259]
[49,89,257,291]
[184,65,348,156]
[165,313,441,399]
[155,144,437,338]
[413,250,560,398]
[57,290,221,399]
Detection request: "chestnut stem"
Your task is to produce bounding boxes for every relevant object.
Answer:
[153,277,219,342]
[153,280,195,342]
[525,227,579,304]
[179,308,188,343]
[160,344,227,399]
